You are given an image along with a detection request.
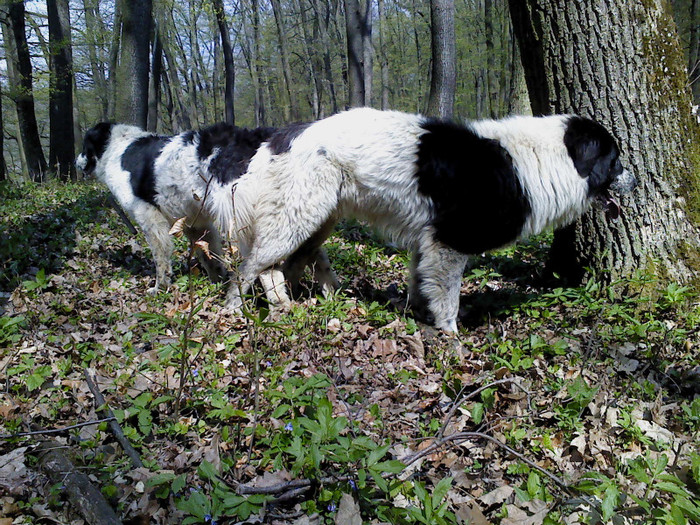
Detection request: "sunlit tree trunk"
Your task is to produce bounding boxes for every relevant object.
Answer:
[426,0,455,118]
[509,0,700,284]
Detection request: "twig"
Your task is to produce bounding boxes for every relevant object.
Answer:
[84,369,143,469]
[438,377,529,439]
[399,431,570,491]
[0,417,116,440]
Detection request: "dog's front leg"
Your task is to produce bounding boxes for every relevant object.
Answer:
[410,239,468,333]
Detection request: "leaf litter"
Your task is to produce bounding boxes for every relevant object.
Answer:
[0,184,698,524]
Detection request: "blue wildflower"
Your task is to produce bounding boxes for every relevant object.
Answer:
[327,503,337,512]
[349,479,357,491]
[284,422,294,431]
[192,368,199,378]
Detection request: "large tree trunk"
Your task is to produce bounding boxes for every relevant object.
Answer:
[114,0,152,127]
[48,0,75,181]
[3,1,47,182]
[212,0,235,125]
[509,0,700,284]
[426,0,456,118]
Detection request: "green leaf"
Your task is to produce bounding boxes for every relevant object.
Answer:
[198,460,219,481]
[527,471,541,498]
[146,472,176,488]
[432,477,453,505]
[272,404,291,418]
[372,460,405,474]
[471,402,484,424]
[601,484,620,521]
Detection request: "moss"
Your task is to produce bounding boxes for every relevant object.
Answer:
[641,2,700,227]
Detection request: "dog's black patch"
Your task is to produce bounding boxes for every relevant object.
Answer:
[80,122,113,175]
[564,116,622,196]
[181,130,196,145]
[198,123,276,184]
[122,135,169,206]
[268,122,311,155]
[416,119,532,255]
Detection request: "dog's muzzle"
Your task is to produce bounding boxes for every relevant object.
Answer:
[597,169,638,220]
[75,154,96,176]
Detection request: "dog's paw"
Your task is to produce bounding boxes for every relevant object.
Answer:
[146,285,160,296]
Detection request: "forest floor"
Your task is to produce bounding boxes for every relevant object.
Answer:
[0,181,699,525]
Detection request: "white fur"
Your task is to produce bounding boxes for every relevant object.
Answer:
[213,108,610,331]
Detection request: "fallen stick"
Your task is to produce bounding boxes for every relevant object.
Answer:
[35,439,122,525]
[84,369,143,469]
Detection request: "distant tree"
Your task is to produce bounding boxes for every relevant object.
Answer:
[426,0,456,118]
[212,0,235,125]
[509,0,700,284]
[270,0,299,120]
[48,0,75,181]
[114,0,152,127]
[147,23,163,132]
[1,1,47,182]
[0,76,5,182]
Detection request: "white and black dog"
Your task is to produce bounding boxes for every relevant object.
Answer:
[76,122,336,303]
[213,108,637,331]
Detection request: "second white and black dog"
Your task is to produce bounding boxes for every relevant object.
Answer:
[214,108,637,331]
[76,122,336,303]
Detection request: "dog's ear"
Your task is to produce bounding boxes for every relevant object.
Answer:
[564,116,617,190]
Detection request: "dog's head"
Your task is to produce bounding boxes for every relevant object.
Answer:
[76,122,114,176]
[564,116,637,219]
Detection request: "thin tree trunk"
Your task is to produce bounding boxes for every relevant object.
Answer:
[311,0,339,113]
[4,1,47,182]
[377,0,390,109]
[251,0,266,125]
[298,0,325,118]
[509,0,700,284]
[271,0,300,120]
[83,0,109,120]
[212,0,235,124]
[426,0,456,118]
[147,23,163,132]
[345,0,366,106]
[0,76,5,181]
[48,0,75,181]
[107,1,122,118]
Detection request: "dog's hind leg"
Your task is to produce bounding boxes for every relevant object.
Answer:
[283,218,340,298]
[133,203,174,294]
[409,236,468,332]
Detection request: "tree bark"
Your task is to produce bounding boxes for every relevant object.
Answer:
[48,0,76,181]
[689,0,700,104]
[426,0,456,118]
[0,76,5,181]
[114,0,152,127]
[509,0,700,284]
[345,0,369,107]
[2,1,47,182]
[212,0,236,125]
